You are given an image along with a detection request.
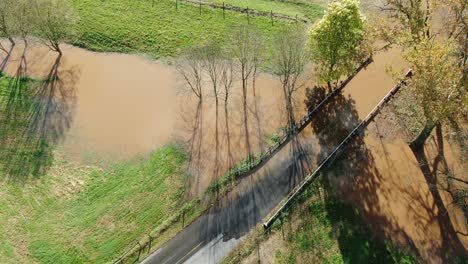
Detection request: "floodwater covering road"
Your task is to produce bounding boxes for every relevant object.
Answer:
[142,49,407,264]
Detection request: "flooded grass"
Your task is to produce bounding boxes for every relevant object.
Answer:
[0,73,54,179]
[71,0,289,58]
[0,144,200,263]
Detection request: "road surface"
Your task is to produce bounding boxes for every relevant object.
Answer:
[142,50,404,264]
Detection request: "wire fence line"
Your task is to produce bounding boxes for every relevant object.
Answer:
[112,199,206,264]
[147,0,308,24]
[263,69,414,230]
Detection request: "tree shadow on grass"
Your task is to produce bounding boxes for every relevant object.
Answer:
[0,50,78,181]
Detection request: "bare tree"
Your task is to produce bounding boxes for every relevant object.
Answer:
[220,57,235,168]
[0,0,16,49]
[272,25,308,129]
[12,0,33,45]
[201,43,224,178]
[379,0,467,257]
[34,0,79,54]
[229,23,264,158]
[176,46,205,192]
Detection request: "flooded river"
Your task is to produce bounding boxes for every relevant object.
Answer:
[0,42,283,163]
[2,40,465,263]
[2,43,179,160]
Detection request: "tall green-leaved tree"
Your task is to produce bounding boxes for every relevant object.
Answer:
[308,0,366,88]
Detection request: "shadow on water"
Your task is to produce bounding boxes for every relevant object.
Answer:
[408,123,468,260]
[0,46,78,181]
[303,85,421,263]
[0,43,14,72]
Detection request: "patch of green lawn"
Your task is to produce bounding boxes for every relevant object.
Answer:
[71,0,290,58]
[1,74,201,263]
[272,196,417,264]
[0,73,53,179]
[0,144,197,263]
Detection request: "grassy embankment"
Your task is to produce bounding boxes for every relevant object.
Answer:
[0,74,202,263]
[70,0,300,58]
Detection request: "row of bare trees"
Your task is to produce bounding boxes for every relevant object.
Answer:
[0,0,77,57]
[176,24,311,186]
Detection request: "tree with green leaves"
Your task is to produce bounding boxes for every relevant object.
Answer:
[381,0,467,259]
[0,0,16,49]
[308,0,367,89]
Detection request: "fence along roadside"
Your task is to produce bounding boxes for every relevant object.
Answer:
[263,69,413,230]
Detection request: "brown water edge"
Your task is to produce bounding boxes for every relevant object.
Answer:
[228,77,466,264]
[0,40,407,192]
[0,41,301,189]
[330,121,468,263]
[1,41,179,161]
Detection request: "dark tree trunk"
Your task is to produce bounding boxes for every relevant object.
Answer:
[242,75,251,157]
[224,99,233,167]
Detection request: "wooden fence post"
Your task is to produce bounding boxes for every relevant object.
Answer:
[147,235,153,253]
[137,247,142,261]
[247,7,249,24]
[223,2,225,19]
[270,10,273,25]
[136,242,142,262]
[199,0,202,15]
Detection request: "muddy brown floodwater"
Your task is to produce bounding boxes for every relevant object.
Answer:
[0,42,406,191]
[1,42,180,161]
[2,40,465,262]
[0,41,285,171]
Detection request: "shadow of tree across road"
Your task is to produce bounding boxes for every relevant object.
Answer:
[303,85,421,263]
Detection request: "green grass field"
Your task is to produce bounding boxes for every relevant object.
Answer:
[0,1,326,262]
[0,73,54,179]
[70,0,323,58]
[0,142,200,263]
[0,74,202,263]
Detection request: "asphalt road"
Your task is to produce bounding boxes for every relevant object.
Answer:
[141,50,402,264]
[142,134,318,264]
